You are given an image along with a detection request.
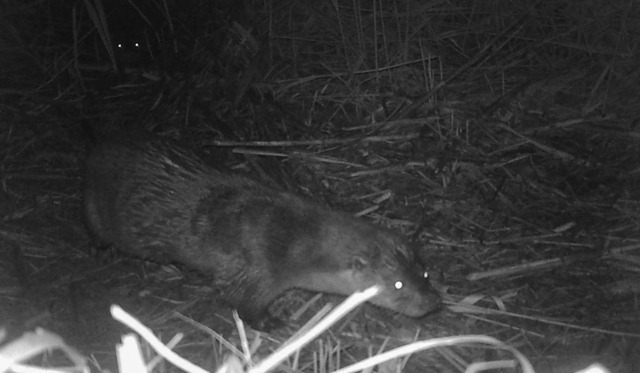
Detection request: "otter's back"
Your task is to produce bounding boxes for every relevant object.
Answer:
[83,140,218,259]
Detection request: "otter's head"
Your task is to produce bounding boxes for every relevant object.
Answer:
[316,213,441,317]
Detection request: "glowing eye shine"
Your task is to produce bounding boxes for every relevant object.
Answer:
[394,281,404,290]
[423,271,429,279]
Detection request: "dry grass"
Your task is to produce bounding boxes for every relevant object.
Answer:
[1,0,640,372]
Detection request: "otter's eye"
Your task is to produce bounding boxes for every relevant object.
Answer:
[394,280,404,290]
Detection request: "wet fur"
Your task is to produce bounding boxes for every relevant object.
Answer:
[84,140,440,323]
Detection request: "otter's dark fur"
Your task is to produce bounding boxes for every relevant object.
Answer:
[83,140,440,324]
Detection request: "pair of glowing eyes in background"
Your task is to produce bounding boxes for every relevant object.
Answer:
[116,42,142,49]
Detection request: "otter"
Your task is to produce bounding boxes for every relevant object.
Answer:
[83,139,440,325]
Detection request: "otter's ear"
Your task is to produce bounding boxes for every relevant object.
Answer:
[350,257,369,271]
